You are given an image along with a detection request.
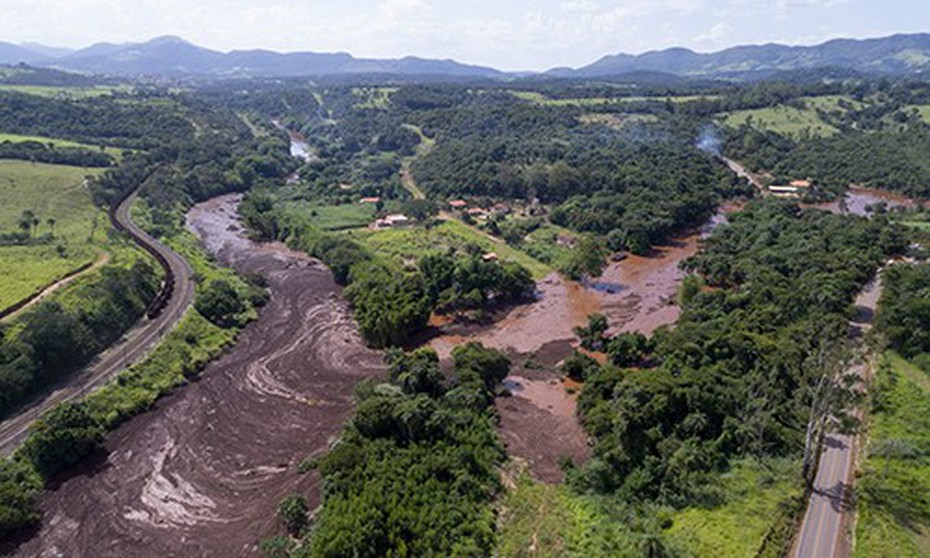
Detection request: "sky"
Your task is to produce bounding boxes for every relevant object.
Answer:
[0,0,927,71]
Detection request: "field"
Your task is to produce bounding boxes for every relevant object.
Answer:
[509,90,720,106]
[0,160,107,312]
[854,353,930,557]
[0,132,125,157]
[281,201,376,231]
[0,84,129,98]
[343,219,553,279]
[720,95,863,137]
[352,87,398,109]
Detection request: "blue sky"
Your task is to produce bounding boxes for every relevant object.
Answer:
[0,0,927,70]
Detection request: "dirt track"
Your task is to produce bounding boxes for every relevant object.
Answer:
[12,195,383,557]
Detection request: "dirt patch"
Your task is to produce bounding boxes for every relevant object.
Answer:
[13,195,384,557]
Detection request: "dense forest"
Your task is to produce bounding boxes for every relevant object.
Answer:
[570,201,906,503]
[273,343,510,557]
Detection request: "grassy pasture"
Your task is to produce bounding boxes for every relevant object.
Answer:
[509,90,720,106]
[343,219,553,279]
[854,353,930,557]
[0,160,106,311]
[352,87,398,109]
[719,95,864,137]
[0,132,125,158]
[0,84,129,98]
[281,201,376,231]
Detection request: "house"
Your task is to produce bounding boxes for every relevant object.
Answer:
[372,214,411,230]
[482,252,499,262]
[449,199,468,209]
[790,179,812,189]
[360,197,381,204]
[467,207,489,220]
[768,185,800,198]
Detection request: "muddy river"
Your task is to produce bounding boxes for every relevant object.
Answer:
[13,195,383,557]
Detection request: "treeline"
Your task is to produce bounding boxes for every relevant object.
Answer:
[567,200,905,503]
[0,91,195,149]
[0,261,159,418]
[876,263,930,358]
[0,140,115,167]
[279,344,509,556]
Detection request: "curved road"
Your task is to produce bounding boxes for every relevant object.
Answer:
[0,189,195,457]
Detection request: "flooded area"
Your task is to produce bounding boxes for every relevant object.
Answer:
[14,195,384,557]
[429,205,737,482]
[813,185,919,216]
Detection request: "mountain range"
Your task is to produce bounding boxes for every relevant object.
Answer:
[1,33,930,80]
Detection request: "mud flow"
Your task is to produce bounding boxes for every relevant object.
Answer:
[14,195,384,557]
[430,206,735,482]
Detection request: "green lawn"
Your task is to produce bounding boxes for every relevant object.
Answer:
[0,160,107,311]
[854,353,930,558]
[344,219,553,279]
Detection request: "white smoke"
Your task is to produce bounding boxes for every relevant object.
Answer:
[696,125,722,157]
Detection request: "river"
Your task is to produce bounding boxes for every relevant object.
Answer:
[12,195,384,557]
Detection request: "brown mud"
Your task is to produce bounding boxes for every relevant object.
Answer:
[13,194,383,557]
[810,185,920,216]
[430,205,738,483]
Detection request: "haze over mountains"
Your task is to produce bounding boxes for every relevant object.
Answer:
[1,33,930,79]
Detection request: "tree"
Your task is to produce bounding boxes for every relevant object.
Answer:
[46,217,56,237]
[573,313,609,351]
[21,402,103,478]
[561,234,608,280]
[18,210,35,238]
[195,280,246,328]
[277,493,308,536]
[452,342,510,391]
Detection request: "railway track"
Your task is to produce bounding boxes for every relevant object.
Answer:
[0,185,196,457]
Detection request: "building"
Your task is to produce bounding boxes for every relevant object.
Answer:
[768,185,800,198]
[790,179,812,189]
[372,214,411,230]
[482,252,499,262]
[449,199,468,209]
[360,197,381,204]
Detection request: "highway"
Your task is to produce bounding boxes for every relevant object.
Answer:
[0,188,195,457]
[794,278,881,558]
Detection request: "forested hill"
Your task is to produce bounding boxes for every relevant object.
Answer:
[5,33,930,80]
[553,33,930,79]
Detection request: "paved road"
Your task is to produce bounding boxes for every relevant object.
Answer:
[794,278,881,558]
[0,189,195,457]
